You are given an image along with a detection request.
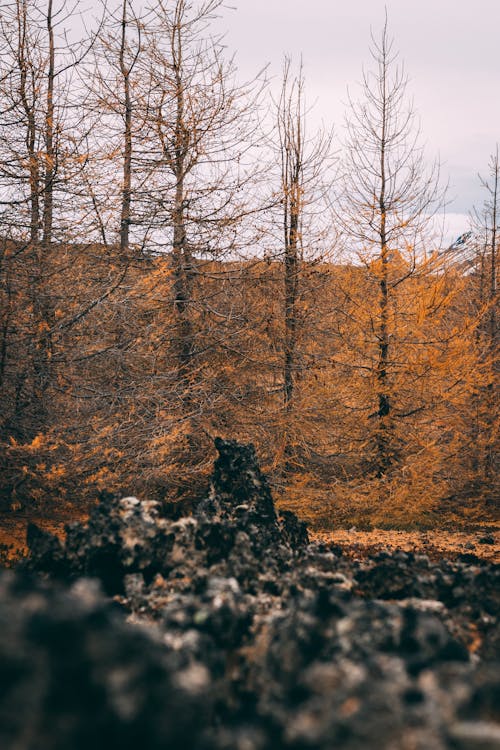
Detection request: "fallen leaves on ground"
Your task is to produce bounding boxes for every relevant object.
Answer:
[311,527,500,563]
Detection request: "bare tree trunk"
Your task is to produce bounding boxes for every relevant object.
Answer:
[16,0,40,245]
[274,57,334,476]
[283,215,299,423]
[0,241,12,390]
[376,52,391,477]
[119,0,133,256]
[484,149,499,482]
[280,62,303,468]
[170,10,194,393]
[32,0,56,429]
[42,0,54,248]
[16,0,50,432]
[488,149,498,358]
[335,15,443,482]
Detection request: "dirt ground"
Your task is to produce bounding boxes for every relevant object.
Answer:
[311,527,500,563]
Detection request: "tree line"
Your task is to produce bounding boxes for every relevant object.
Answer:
[0,0,497,526]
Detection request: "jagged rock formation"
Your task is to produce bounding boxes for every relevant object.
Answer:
[26,494,172,592]
[25,439,309,595]
[1,438,498,749]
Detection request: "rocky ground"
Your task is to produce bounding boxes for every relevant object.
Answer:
[0,438,499,750]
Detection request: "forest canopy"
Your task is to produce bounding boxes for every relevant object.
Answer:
[0,0,497,527]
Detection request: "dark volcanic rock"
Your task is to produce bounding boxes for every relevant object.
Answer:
[11,438,500,749]
[350,551,500,661]
[25,494,173,593]
[0,571,211,750]
[479,534,495,545]
[278,509,310,549]
[211,438,277,519]
[194,438,287,556]
[237,589,477,750]
[26,522,66,574]
[25,439,306,594]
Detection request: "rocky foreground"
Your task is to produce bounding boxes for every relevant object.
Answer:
[1,439,499,750]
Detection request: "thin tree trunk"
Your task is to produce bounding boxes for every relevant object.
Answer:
[280,59,304,470]
[485,149,498,480]
[170,12,194,399]
[16,0,52,432]
[42,0,54,248]
[119,0,132,256]
[17,0,40,245]
[283,172,300,467]
[489,150,498,357]
[376,44,391,477]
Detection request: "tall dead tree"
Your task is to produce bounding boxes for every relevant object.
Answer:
[143,0,263,405]
[275,58,334,470]
[82,0,146,254]
[118,0,139,255]
[97,0,267,496]
[0,0,100,507]
[0,0,67,435]
[336,17,442,478]
[469,148,499,487]
[481,148,499,359]
[279,59,303,458]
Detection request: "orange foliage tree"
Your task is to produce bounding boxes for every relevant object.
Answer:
[0,5,495,526]
[326,19,480,522]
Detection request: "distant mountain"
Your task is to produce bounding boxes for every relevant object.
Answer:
[441,229,478,271]
[449,230,473,251]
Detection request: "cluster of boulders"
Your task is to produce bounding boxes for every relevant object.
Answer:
[0,438,499,749]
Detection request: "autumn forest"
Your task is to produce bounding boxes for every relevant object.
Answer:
[0,0,498,529]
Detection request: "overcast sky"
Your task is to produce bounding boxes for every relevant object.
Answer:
[216,0,500,242]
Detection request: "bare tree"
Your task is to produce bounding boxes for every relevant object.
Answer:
[82,0,148,255]
[118,0,139,254]
[62,0,270,499]
[468,148,499,487]
[274,57,335,470]
[142,0,264,402]
[0,0,91,437]
[335,16,442,477]
[477,148,499,355]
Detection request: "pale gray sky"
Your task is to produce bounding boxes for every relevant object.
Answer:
[218,0,500,240]
[79,0,498,243]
